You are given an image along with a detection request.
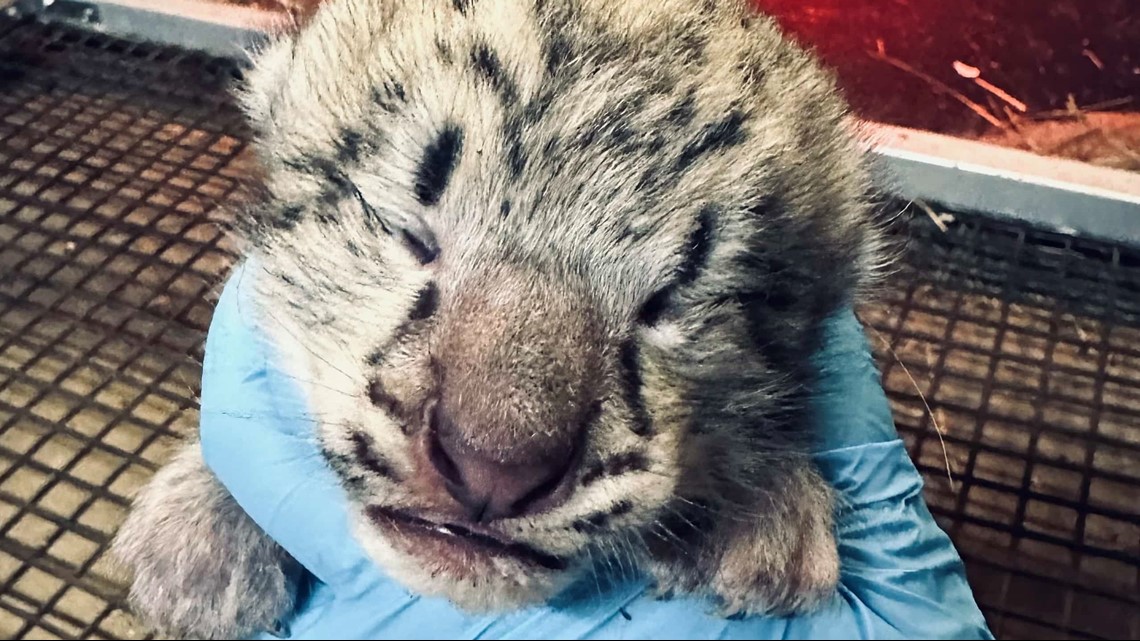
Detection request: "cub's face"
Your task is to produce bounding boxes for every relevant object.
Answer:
[237,0,877,610]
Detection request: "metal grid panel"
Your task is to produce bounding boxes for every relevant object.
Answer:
[0,17,247,639]
[0,16,1137,641]
[861,212,1140,640]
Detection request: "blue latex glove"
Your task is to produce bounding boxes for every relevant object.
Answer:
[198,261,993,640]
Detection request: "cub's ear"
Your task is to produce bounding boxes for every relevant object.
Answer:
[235,0,393,152]
[236,34,292,142]
[282,1,324,31]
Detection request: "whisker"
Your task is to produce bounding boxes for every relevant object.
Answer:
[583,546,605,601]
[270,371,368,399]
[244,263,361,385]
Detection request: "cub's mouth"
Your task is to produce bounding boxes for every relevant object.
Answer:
[366,506,567,572]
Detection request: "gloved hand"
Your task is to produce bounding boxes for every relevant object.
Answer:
[198,261,993,640]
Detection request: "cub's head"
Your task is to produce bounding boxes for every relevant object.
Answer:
[235,0,884,610]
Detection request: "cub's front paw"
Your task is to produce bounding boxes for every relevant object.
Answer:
[111,444,300,639]
[711,470,840,617]
[711,513,839,617]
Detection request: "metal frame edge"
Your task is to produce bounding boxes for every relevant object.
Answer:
[36,0,1140,247]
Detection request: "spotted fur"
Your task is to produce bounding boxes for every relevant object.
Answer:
[112,0,892,637]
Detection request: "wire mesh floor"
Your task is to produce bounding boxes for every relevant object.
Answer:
[0,16,1137,641]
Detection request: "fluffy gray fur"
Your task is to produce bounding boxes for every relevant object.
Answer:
[111,0,891,637]
[111,445,301,638]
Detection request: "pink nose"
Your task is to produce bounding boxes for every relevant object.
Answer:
[427,403,576,523]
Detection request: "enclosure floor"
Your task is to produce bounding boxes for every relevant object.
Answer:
[0,16,1138,641]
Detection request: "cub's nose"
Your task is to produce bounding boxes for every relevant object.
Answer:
[422,265,601,522]
[427,404,576,523]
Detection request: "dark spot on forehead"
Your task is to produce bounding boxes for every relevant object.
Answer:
[315,190,343,224]
[337,127,365,163]
[610,123,636,146]
[471,42,518,105]
[587,31,634,66]
[522,87,556,123]
[452,0,473,14]
[543,32,573,75]
[534,0,579,24]
[372,88,396,112]
[665,87,697,127]
[435,37,454,65]
[281,154,323,180]
[505,134,527,180]
[576,92,651,153]
[372,79,408,113]
[500,198,512,218]
[737,53,766,86]
[674,108,750,172]
[540,135,561,157]
[414,124,464,206]
[676,30,709,65]
[635,167,659,192]
[275,203,304,229]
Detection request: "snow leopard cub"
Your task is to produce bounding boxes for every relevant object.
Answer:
[111,0,889,638]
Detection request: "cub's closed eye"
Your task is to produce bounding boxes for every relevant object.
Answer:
[637,286,674,326]
[351,187,440,265]
[637,207,717,326]
[400,218,440,265]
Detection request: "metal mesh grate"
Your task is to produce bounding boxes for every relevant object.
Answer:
[0,16,1137,641]
[860,210,1140,640]
[0,16,248,639]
